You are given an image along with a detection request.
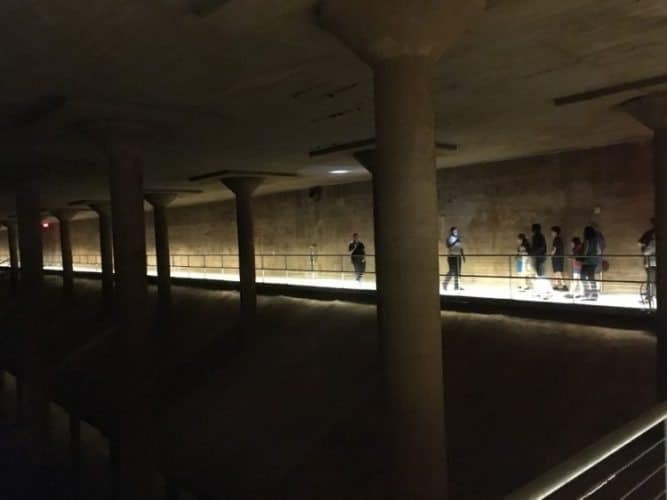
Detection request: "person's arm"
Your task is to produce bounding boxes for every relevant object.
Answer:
[461,246,466,263]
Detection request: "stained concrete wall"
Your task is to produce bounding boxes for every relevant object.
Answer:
[0,141,654,287]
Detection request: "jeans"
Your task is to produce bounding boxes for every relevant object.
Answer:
[647,266,657,303]
[581,264,598,298]
[443,256,462,290]
[351,256,366,281]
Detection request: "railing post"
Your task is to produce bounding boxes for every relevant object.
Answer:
[508,255,513,300]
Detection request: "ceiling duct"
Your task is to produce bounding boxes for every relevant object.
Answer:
[189,169,298,182]
[189,0,231,17]
[309,138,457,157]
[554,74,667,106]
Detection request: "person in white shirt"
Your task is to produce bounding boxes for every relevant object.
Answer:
[443,227,465,291]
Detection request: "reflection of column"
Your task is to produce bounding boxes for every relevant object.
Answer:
[145,192,177,313]
[16,180,49,459]
[52,209,79,297]
[89,202,114,306]
[85,120,156,499]
[222,177,263,334]
[619,94,667,400]
[321,2,484,497]
[1,219,20,293]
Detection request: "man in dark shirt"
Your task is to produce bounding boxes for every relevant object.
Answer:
[348,233,366,282]
[551,226,566,291]
[530,223,551,298]
[530,223,547,277]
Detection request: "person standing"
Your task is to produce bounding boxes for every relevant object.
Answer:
[516,233,532,291]
[639,218,657,304]
[530,223,550,298]
[443,227,465,291]
[348,233,366,282]
[592,221,606,294]
[551,226,566,291]
[580,226,600,301]
[567,236,584,298]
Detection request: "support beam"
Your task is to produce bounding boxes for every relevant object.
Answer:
[89,202,114,307]
[1,219,20,293]
[52,208,79,298]
[15,180,49,460]
[320,2,484,497]
[84,120,156,500]
[145,192,177,315]
[618,93,667,401]
[222,177,263,338]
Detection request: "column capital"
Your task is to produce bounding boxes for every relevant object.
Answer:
[221,176,263,197]
[617,92,667,131]
[144,188,200,208]
[51,208,80,222]
[319,0,484,65]
[145,192,178,209]
[353,149,376,174]
[86,200,112,217]
[0,218,17,229]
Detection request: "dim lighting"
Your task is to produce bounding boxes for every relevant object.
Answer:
[329,169,350,175]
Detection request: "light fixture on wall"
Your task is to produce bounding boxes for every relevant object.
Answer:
[329,169,350,175]
[41,221,49,229]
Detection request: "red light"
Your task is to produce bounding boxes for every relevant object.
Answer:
[41,222,49,229]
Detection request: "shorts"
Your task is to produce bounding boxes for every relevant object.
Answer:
[552,257,564,273]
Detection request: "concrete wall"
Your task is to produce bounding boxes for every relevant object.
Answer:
[0,141,654,287]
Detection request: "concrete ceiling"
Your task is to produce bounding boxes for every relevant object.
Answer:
[0,0,665,214]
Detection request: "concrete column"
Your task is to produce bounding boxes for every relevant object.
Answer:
[320,2,484,497]
[89,202,114,306]
[619,93,667,401]
[1,219,20,292]
[15,180,49,458]
[85,120,156,500]
[52,209,79,297]
[222,177,263,335]
[109,147,154,500]
[145,192,177,313]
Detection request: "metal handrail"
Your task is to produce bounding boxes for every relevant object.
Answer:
[144,252,647,258]
[506,402,667,499]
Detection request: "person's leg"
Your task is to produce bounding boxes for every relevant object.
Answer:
[648,266,657,304]
[454,256,461,290]
[352,259,361,281]
[572,271,582,296]
[443,257,454,290]
[583,266,597,299]
[590,264,599,298]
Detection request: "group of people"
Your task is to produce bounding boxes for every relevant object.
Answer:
[351,219,657,304]
[442,223,609,301]
[515,223,606,300]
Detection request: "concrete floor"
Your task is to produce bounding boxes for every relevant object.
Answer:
[0,277,657,499]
